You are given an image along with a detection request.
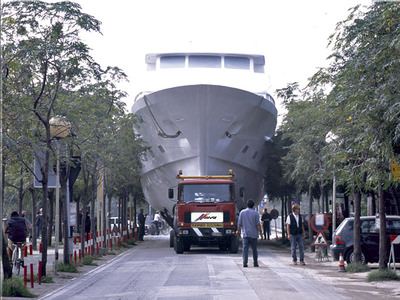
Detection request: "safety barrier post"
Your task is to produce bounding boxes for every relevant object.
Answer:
[74,236,77,268]
[84,234,88,256]
[38,243,42,284]
[90,232,94,257]
[23,246,28,287]
[29,244,34,288]
[117,228,121,249]
[96,231,99,256]
[78,236,82,264]
[110,229,113,251]
[134,223,138,241]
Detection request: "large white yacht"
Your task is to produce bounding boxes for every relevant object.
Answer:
[131,53,277,214]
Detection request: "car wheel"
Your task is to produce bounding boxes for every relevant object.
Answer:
[346,248,366,264]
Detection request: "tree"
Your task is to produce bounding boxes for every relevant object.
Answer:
[326,2,400,269]
[1,0,102,275]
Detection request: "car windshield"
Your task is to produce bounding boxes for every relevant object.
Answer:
[179,183,233,203]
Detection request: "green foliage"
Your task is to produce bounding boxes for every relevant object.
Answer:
[33,275,54,283]
[82,256,98,266]
[58,263,78,273]
[274,2,400,203]
[346,262,370,273]
[1,277,37,297]
[366,269,400,282]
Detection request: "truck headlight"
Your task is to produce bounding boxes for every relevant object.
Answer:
[182,229,189,235]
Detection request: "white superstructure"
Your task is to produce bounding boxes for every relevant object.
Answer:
[132,53,277,213]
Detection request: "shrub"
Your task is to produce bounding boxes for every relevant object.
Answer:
[82,256,98,266]
[366,269,400,282]
[34,275,54,283]
[1,277,37,298]
[58,263,78,273]
[346,262,370,273]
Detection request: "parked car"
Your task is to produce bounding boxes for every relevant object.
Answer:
[330,215,400,264]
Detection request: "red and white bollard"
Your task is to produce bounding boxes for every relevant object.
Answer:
[38,243,42,284]
[96,231,99,256]
[74,236,77,268]
[78,236,82,264]
[23,246,28,287]
[84,234,88,256]
[90,232,94,257]
[134,223,138,241]
[29,244,34,288]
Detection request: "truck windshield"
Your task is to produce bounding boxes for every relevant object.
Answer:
[179,183,233,203]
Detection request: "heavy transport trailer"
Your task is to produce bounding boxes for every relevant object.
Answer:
[168,170,239,254]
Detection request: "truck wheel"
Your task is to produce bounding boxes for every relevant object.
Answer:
[174,236,184,254]
[183,240,191,252]
[169,230,174,248]
[229,236,239,253]
[218,241,227,251]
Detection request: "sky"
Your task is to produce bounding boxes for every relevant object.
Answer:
[77,0,373,123]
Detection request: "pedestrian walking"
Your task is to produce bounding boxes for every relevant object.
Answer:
[138,208,145,241]
[21,211,32,242]
[85,212,91,234]
[261,208,272,240]
[237,199,263,267]
[35,209,43,238]
[286,204,306,265]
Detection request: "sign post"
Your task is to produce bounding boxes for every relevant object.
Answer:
[389,235,400,271]
[311,214,330,261]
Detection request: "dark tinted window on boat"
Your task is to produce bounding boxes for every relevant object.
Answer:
[225,56,250,69]
[160,56,185,68]
[188,55,221,68]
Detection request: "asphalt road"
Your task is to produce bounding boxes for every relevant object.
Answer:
[34,235,400,300]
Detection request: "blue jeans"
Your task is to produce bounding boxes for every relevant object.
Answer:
[242,237,258,264]
[290,234,304,262]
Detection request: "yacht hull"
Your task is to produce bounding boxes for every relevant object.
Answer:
[132,84,277,212]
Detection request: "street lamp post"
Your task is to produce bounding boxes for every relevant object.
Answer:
[325,131,338,240]
[50,116,71,274]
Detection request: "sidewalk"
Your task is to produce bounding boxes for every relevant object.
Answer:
[2,238,133,299]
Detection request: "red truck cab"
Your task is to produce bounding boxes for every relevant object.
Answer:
[169,170,239,254]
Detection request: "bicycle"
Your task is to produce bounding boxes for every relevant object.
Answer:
[11,242,25,275]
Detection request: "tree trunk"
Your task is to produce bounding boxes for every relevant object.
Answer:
[378,185,387,270]
[29,188,37,251]
[61,177,70,264]
[18,168,24,214]
[40,148,51,277]
[48,189,54,246]
[81,162,89,257]
[308,183,313,252]
[2,230,13,279]
[353,189,362,263]
[281,196,286,239]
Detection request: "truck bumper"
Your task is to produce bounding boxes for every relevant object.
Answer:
[177,227,235,242]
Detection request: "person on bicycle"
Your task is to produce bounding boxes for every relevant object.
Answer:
[5,211,28,264]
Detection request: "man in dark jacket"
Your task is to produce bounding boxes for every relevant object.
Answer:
[138,208,145,241]
[5,211,28,262]
[286,204,306,265]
